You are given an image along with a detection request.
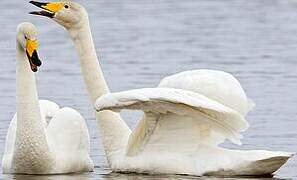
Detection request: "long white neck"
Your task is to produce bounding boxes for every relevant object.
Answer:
[13,42,53,173]
[68,16,131,164]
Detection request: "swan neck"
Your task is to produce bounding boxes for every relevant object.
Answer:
[14,42,53,172]
[68,18,131,164]
[16,43,43,138]
[69,19,109,104]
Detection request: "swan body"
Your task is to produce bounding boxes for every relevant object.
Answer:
[94,76,293,176]
[29,2,293,176]
[2,22,94,174]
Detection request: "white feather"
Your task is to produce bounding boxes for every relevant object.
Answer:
[94,70,292,176]
[95,87,248,148]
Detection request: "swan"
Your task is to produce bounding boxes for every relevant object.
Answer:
[1,22,94,174]
[29,2,294,176]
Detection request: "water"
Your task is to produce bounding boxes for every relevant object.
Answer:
[0,0,296,179]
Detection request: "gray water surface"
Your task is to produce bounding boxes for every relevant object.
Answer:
[0,0,296,179]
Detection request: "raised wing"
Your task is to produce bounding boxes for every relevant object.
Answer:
[95,88,249,155]
[158,70,254,116]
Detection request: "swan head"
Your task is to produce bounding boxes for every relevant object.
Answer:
[29,1,88,29]
[17,22,42,72]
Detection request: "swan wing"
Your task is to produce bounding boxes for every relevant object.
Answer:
[45,106,93,171]
[39,100,60,126]
[159,70,254,116]
[46,107,91,153]
[2,114,17,172]
[95,88,248,155]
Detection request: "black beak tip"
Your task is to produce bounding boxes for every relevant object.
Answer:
[29,1,39,6]
[31,51,42,66]
[29,10,54,18]
[34,59,42,67]
[29,1,43,6]
[29,1,55,18]
[29,1,49,9]
[29,11,38,15]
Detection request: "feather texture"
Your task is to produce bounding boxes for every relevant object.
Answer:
[95,88,248,150]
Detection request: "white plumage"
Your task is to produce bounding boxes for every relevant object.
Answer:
[95,70,293,176]
[95,87,247,146]
[1,22,93,174]
[158,70,255,115]
[29,1,294,176]
[2,101,93,174]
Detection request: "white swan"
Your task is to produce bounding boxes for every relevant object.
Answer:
[29,2,294,176]
[1,22,94,174]
[94,71,294,176]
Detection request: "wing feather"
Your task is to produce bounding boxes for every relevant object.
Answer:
[95,88,249,153]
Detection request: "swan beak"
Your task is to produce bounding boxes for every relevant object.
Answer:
[29,1,64,18]
[26,39,42,72]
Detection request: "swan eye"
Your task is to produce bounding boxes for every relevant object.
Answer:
[64,4,69,9]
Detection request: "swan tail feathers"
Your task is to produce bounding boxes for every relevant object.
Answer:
[204,151,294,176]
[249,153,293,175]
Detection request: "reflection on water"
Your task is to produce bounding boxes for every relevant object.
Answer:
[101,173,282,180]
[0,0,296,179]
[3,172,289,180]
[9,173,90,180]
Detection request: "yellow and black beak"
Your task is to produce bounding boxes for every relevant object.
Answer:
[29,1,64,18]
[26,39,42,72]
